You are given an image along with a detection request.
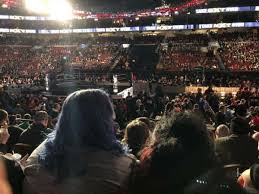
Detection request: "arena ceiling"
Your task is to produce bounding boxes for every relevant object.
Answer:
[73,0,191,12]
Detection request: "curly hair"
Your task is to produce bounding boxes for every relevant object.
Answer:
[129,112,216,194]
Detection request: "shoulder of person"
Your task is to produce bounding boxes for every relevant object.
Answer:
[252,132,259,141]
[215,136,231,143]
[25,140,47,167]
[9,126,23,132]
[0,154,24,178]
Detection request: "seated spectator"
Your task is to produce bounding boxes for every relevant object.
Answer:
[215,124,230,139]
[18,114,31,131]
[215,117,258,166]
[0,110,10,153]
[193,103,200,112]
[15,115,21,123]
[0,154,24,194]
[23,89,134,194]
[193,103,203,118]
[164,101,175,116]
[6,116,23,153]
[238,164,259,194]
[18,111,51,153]
[122,120,149,157]
[49,103,61,119]
[136,117,155,132]
[128,112,216,194]
[185,167,247,194]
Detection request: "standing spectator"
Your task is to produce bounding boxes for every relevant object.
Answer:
[196,88,203,103]
[136,104,148,118]
[205,86,214,96]
[215,105,227,127]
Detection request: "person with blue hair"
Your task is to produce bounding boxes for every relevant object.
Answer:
[23,89,134,194]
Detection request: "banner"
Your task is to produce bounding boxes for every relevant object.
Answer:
[1,22,258,34]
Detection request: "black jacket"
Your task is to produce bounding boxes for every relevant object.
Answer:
[18,123,51,152]
[0,144,7,153]
[215,134,258,166]
[215,112,226,127]
[7,125,24,152]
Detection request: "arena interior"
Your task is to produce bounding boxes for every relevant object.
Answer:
[0,0,258,194]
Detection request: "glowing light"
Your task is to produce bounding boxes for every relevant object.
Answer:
[48,0,73,20]
[25,0,73,21]
[2,4,8,8]
[25,0,49,14]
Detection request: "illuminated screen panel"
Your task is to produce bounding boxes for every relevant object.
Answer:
[0,28,9,32]
[0,15,9,19]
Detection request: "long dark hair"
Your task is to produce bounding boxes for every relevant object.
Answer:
[39,89,123,180]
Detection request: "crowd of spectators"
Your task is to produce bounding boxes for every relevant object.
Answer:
[0,4,258,194]
[0,32,258,88]
[0,33,258,97]
[221,38,259,71]
[133,72,259,88]
[0,85,258,194]
[0,43,120,75]
[157,32,259,72]
[157,34,213,71]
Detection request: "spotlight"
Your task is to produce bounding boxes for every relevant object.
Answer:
[25,0,73,21]
[48,0,73,20]
[2,4,8,8]
[25,0,48,13]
